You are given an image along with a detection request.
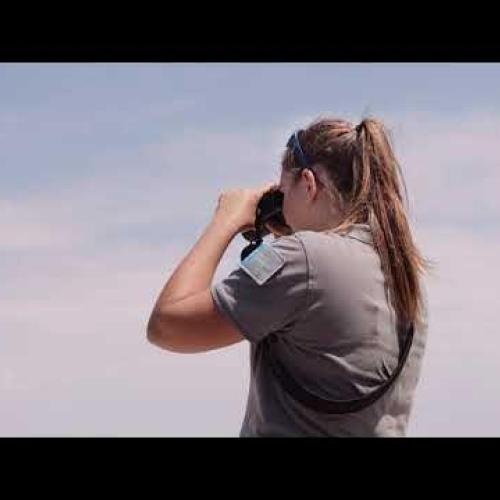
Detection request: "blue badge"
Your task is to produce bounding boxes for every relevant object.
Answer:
[239,242,286,285]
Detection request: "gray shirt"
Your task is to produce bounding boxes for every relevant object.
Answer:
[211,224,428,437]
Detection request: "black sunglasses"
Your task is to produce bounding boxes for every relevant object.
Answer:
[286,130,326,188]
[286,130,311,168]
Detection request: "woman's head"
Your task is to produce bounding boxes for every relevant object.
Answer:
[279,116,431,328]
[279,118,379,232]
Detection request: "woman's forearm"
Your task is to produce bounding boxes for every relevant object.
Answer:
[151,216,238,311]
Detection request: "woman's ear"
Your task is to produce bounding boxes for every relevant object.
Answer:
[303,168,321,200]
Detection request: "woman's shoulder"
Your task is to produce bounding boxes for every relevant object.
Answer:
[287,228,383,293]
[268,226,379,282]
[290,226,375,259]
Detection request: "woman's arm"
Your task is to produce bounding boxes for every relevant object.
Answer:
[148,215,237,315]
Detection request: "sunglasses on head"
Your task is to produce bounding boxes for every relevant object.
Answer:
[286,130,311,168]
[286,130,326,188]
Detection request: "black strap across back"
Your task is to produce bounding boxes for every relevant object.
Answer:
[259,321,414,415]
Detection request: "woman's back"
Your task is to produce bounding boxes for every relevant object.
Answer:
[225,225,429,437]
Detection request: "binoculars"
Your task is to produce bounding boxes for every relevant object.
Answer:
[240,189,293,261]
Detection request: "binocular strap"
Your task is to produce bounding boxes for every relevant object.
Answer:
[259,322,414,415]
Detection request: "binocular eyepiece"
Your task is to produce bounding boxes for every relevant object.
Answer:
[240,189,293,261]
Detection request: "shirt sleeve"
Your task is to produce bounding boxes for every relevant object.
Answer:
[210,234,310,343]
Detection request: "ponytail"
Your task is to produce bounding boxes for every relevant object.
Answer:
[283,116,432,329]
[355,118,429,327]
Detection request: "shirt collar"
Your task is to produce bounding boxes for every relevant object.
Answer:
[344,223,373,246]
[319,223,373,246]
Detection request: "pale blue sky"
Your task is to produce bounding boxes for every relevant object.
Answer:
[3,63,500,194]
[1,63,499,436]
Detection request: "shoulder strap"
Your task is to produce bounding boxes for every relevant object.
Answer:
[260,322,414,415]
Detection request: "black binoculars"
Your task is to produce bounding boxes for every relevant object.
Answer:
[240,189,293,261]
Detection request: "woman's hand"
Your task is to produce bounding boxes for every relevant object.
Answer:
[213,181,280,234]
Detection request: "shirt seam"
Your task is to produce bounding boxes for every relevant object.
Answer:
[266,234,311,336]
[289,233,312,329]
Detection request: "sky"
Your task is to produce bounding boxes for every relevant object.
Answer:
[1,63,500,436]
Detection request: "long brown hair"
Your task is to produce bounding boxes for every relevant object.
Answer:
[281,116,432,330]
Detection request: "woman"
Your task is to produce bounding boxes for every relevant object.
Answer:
[147,116,431,437]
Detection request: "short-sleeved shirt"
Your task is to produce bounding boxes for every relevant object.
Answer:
[210,223,428,437]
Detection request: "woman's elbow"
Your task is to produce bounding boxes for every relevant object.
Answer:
[146,313,170,349]
[146,313,190,353]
